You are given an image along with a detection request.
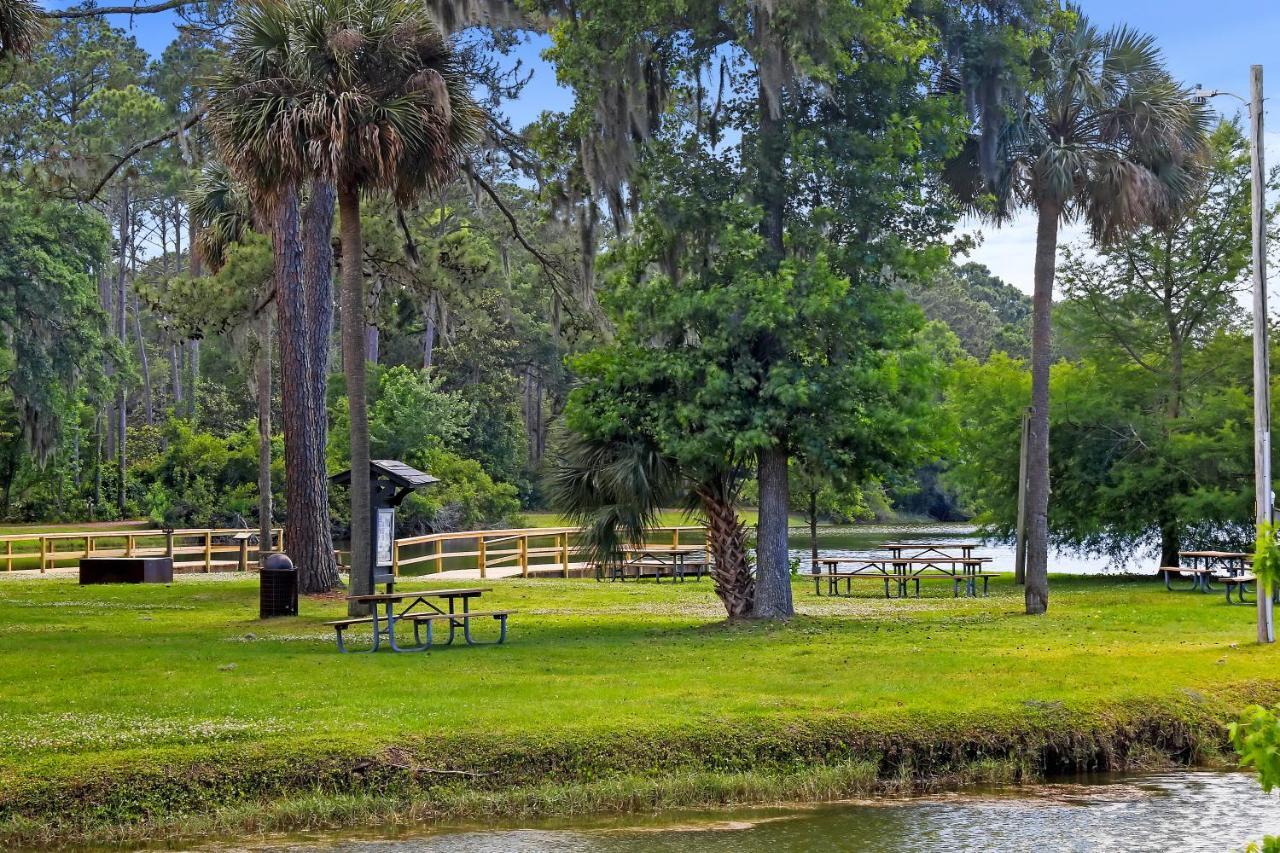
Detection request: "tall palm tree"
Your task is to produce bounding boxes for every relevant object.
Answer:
[209,0,482,607]
[949,10,1209,615]
[208,4,348,594]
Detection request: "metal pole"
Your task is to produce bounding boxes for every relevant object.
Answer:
[1250,65,1275,644]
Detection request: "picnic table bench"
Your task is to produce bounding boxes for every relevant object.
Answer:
[327,587,513,653]
[811,556,993,599]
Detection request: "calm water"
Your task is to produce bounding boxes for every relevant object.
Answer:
[791,523,1119,575]
[199,771,1278,852]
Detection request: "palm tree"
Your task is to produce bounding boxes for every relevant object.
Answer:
[208,5,347,594]
[949,10,1209,614]
[209,0,482,607]
[547,431,755,619]
[0,0,41,60]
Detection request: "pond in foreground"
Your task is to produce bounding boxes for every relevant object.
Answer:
[206,771,1278,852]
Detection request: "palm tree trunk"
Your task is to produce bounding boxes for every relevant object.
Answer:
[339,184,373,615]
[275,181,340,593]
[696,485,754,619]
[1025,199,1059,615]
[753,444,793,619]
[256,312,273,564]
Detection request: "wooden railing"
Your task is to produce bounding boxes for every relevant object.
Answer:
[391,525,705,578]
[1,528,284,573]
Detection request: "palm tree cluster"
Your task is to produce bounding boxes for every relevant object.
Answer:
[208,0,483,600]
[950,7,1211,614]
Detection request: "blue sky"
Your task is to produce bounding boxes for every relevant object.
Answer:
[49,0,1279,293]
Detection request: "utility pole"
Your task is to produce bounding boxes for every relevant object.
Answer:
[1194,68,1274,644]
[1249,65,1275,644]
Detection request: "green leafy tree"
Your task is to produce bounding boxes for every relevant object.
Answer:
[1056,121,1256,565]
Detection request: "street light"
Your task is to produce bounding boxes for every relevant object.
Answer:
[1192,67,1275,644]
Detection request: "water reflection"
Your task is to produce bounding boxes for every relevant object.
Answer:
[213,771,1279,852]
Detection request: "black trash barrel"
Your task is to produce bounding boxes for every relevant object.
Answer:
[260,553,298,618]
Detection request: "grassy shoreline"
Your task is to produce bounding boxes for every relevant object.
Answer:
[0,573,1275,847]
[0,695,1264,849]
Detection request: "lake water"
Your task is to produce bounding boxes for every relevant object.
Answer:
[204,771,1279,852]
[791,522,1121,575]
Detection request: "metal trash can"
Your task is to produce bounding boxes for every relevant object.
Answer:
[259,553,298,618]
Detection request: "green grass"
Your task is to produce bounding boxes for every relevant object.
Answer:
[0,572,1275,845]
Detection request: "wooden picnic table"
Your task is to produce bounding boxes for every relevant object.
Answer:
[599,545,708,583]
[1161,551,1253,595]
[812,556,992,598]
[328,587,512,653]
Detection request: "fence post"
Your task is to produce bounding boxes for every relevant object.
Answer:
[238,538,248,572]
[520,535,529,578]
[561,532,570,577]
[38,537,46,573]
[392,540,400,578]
[672,528,680,548]
[478,536,487,579]
[48,538,56,570]
[165,530,174,558]
[204,531,212,572]
[125,534,135,557]
[434,539,443,574]
[5,539,11,572]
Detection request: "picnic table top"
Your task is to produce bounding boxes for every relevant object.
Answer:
[621,544,705,553]
[346,587,491,603]
[821,556,991,564]
[1179,550,1251,559]
[878,542,977,549]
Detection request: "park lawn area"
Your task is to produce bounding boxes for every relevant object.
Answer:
[0,572,1276,844]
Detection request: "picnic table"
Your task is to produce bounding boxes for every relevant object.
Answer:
[811,554,993,599]
[1161,551,1276,604]
[326,587,514,653]
[598,545,709,582]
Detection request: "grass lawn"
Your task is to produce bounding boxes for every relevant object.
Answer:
[0,572,1275,844]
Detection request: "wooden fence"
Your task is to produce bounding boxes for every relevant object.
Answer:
[391,525,705,578]
[3,528,284,573]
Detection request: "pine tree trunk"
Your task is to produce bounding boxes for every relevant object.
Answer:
[301,179,340,588]
[339,185,373,615]
[115,181,129,518]
[1024,200,1059,616]
[422,291,436,370]
[132,294,153,425]
[809,490,818,572]
[256,312,273,564]
[274,182,340,593]
[753,445,793,619]
[187,210,202,422]
[187,340,200,420]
